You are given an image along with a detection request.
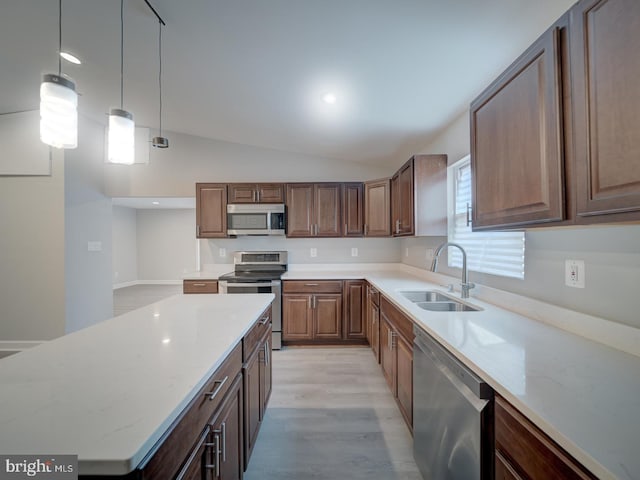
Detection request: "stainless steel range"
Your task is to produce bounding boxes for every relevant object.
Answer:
[218,251,287,349]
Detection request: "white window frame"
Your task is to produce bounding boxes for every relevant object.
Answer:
[447,155,525,279]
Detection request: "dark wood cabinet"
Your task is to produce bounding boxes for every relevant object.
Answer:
[495,395,596,479]
[344,280,365,340]
[243,345,261,468]
[364,179,391,236]
[183,280,218,294]
[196,183,228,238]
[286,183,342,237]
[282,292,342,342]
[228,183,284,204]
[571,0,640,223]
[390,155,447,237]
[210,374,244,480]
[471,18,567,230]
[366,283,380,362]
[282,294,313,340]
[313,294,342,339]
[342,183,364,236]
[379,296,414,431]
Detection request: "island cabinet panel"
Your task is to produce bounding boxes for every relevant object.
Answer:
[140,343,242,479]
[228,183,285,204]
[364,178,391,237]
[183,280,218,294]
[342,182,364,236]
[379,296,414,431]
[571,0,640,222]
[470,19,566,230]
[366,284,381,363]
[209,374,244,480]
[344,280,366,340]
[243,343,261,468]
[196,183,228,238]
[495,395,597,480]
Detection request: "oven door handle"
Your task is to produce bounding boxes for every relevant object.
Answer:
[222,282,281,288]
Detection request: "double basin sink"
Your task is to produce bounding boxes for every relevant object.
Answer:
[400,290,482,312]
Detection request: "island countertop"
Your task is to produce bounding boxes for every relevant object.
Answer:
[0,293,274,476]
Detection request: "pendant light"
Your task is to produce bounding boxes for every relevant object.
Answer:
[152,21,169,148]
[40,0,78,149]
[108,0,135,165]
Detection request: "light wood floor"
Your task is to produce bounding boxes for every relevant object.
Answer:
[244,347,423,480]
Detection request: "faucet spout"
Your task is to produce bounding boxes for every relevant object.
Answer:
[430,242,475,299]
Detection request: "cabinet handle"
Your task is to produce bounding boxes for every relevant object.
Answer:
[466,202,472,227]
[256,190,260,202]
[203,376,228,401]
[391,331,396,350]
[259,315,270,325]
[264,342,270,365]
[204,430,221,478]
[344,223,347,235]
[312,296,316,309]
[176,428,210,480]
[364,224,368,236]
[221,422,227,462]
[197,225,201,237]
[192,283,206,287]
[305,283,319,286]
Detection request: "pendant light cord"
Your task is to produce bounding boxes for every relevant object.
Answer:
[158,21,163,135]
[58,0,62,75]
[120,0,124,109]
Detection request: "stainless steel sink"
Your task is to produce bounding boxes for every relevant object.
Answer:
[400,290,482,312]
[415,301,481,312]
[400,290,451,302]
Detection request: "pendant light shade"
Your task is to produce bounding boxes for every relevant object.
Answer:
[40,74,78,148]
[40,0,78,149]
[108,108,135,165]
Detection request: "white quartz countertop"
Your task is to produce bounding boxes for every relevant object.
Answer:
[283,267,640,480]
[0,293,274,476]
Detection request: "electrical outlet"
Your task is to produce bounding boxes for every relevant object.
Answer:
[87,241,102,252]
[310,248,317,258]
[219,248,226,257]
[565,259,585,288]
[351,247,358,257]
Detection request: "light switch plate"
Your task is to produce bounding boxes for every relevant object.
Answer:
[565,259,585,288]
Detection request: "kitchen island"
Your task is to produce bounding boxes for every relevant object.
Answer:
[0,293,274,477]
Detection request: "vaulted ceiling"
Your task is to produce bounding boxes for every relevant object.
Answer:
[0,0,574,165]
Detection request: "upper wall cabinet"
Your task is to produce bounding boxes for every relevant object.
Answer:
[470,16,567,230]
[364,178,391,237]
[196,183,228,238]
[286,183,342,237]
[390,155,447,237]
[342,183,364,237]
[228,183,284,204]
[571,0,640,222]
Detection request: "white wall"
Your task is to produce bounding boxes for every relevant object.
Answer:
[136,209,198,281]
[404,112,640,330]
[112,206,138,285]
[0,151,65,341]
[104,131,393,198]
[64,117,114,333]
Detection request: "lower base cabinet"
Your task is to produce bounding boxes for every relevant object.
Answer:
[495,395,596,479]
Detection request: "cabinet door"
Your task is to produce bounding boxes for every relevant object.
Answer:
[398,160,415,235]
[379,317,395,392]
[257,183,285,203]
[371,303,380,363]
[344,280,365,339]
[211,376,243,480]
[365,285,372,345]
[364,179,391,236]
[571,0,640,221]
[313,294,342,339]
[196,184,227,238]
[228,184,257,203]
[342,183,364,236]
[286,184,314,237]
[243,350,261,469]
[260,331,272,413]
[470,23,565,229]
[391,174,401,235]
[174,427,210,480]
[282,294,313,340]
[315,184,342,237]
[396,334,413,430]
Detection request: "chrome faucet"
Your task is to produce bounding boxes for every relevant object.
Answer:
[430,242,475,299]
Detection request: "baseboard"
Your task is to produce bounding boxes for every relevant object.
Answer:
[113,280,182,290]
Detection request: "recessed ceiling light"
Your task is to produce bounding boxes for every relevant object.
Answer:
[322,93,337,104]
[152,201,160,205]
[162,338,171,344]
[60,51,81,65]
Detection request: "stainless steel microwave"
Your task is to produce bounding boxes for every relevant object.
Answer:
[227,204,286,236]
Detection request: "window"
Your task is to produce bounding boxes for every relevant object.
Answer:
[447,156,525,279]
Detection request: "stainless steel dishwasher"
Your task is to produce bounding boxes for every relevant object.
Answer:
[413,326,494,480]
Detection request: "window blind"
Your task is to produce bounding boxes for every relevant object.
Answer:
[448,156,525,279]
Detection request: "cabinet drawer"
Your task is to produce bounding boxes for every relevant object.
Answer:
[243,306,272,362]
[380,296,414,343]
[141,343,242,479]
[283,280,343,293]
[183,280,218,294]
[495,395,596,480]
